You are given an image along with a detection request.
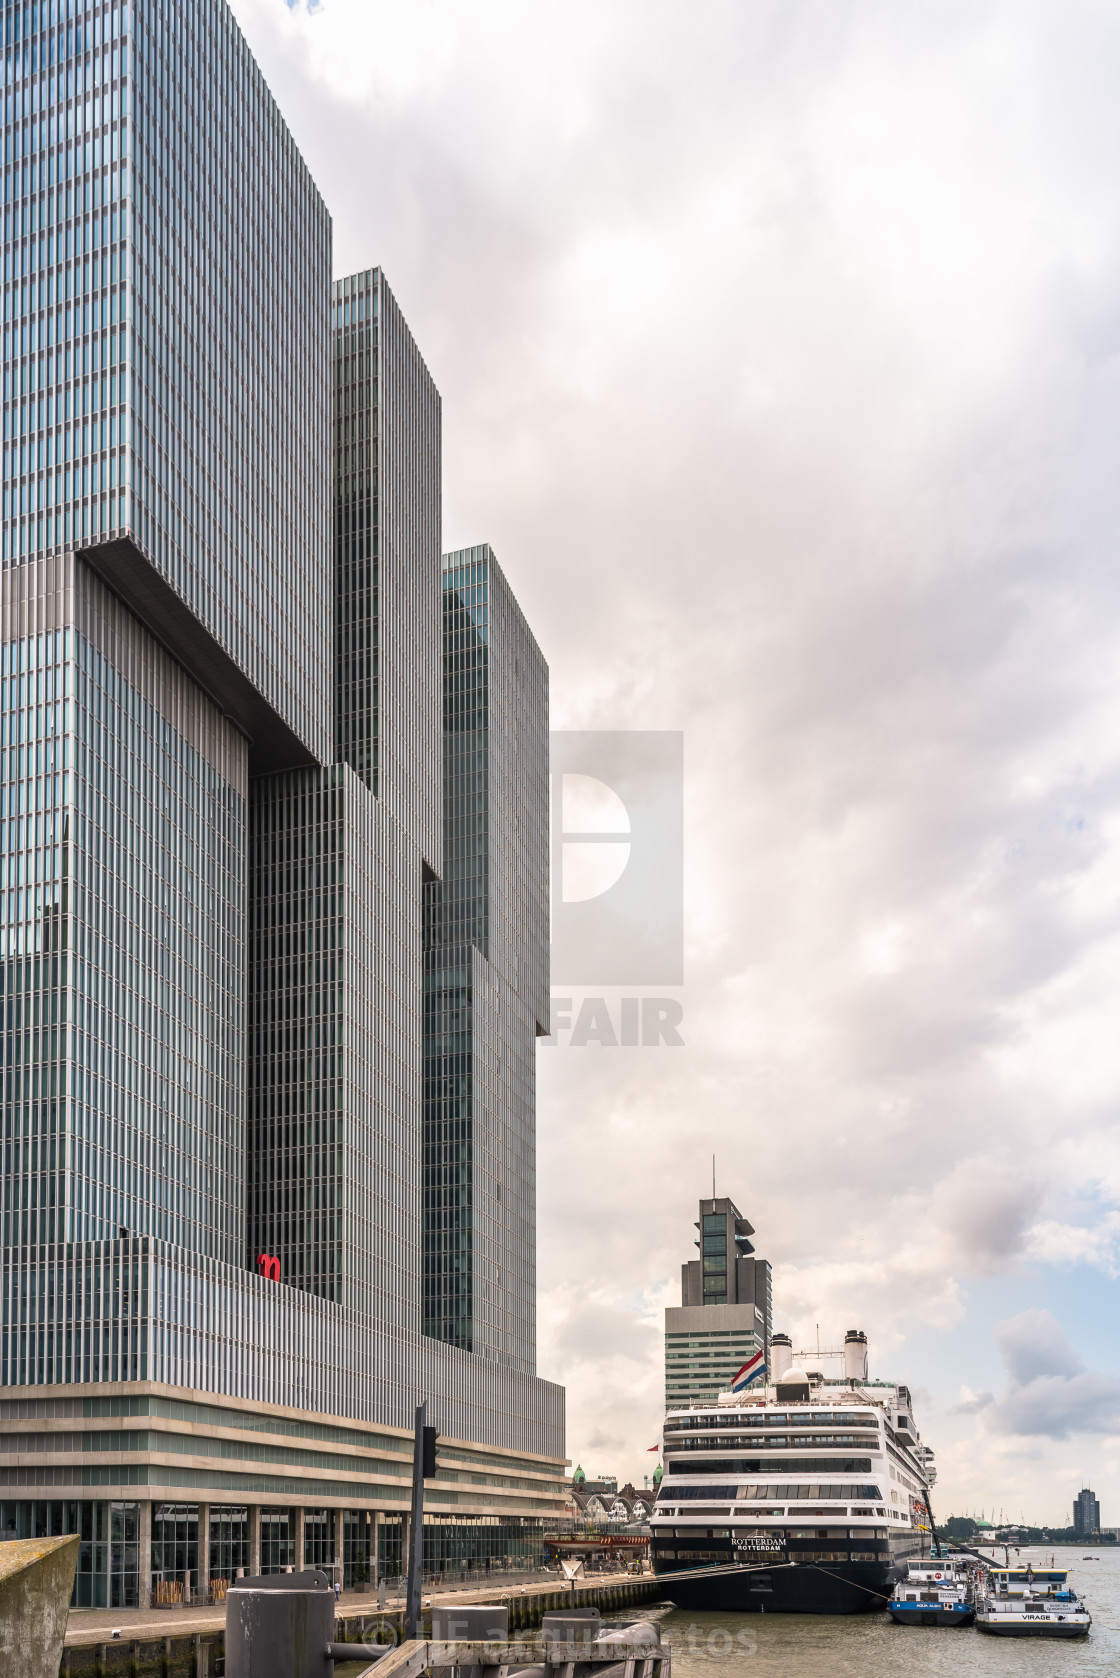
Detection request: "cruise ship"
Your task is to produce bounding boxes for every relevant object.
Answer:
[651,1330,936,1613]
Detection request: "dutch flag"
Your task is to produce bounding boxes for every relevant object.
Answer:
[731,1348,767,1391]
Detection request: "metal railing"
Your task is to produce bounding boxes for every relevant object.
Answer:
[544,1522,653,1539]
[367,1564,564,1597]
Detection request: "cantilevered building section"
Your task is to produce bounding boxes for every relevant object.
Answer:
[664,1195,773,1408]
[1,0,562,1608]
[423,547,549,1370]
[0,0,334,771]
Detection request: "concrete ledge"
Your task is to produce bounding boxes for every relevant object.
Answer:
[0,1534,80,1678]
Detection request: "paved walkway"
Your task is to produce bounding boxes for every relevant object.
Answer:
[64,1571,643,1647]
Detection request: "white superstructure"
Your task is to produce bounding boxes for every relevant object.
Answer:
[652,1332,934,1568]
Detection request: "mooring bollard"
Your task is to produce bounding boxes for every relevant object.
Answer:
[431,1605,509,1641]
[225,1569,334,1678]
[542,1608,601,1646]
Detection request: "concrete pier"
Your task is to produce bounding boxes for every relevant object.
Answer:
[61,1571,666,1676]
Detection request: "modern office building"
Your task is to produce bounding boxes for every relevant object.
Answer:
[423,547,549,1371]
[664,1195,772,1408]
[0,0,561,1607]
[1074,1487,1101,1538]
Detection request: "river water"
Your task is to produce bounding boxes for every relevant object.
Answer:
[658,1548,1120,1678]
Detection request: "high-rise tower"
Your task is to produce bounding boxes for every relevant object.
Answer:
[1073,1488,1100,1537]
[1,0,562,1609]
[423,547,549,1370]
[664,1195,772,1408]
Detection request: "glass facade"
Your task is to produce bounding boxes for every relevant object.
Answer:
[248,764,423,1325]
[423,547,549,1369]
[0,1234,565,1450]
[2,556,246,1266]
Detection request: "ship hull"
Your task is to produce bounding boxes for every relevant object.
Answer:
[976,1619,1089,1638]
[887,1604,974,1627]
[652,1541,933,1615]
[653,1528,927,1615]
[656,1560,891,1615]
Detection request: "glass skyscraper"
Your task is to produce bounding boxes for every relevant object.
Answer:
[423,547,549,1369]
[1,0,560,1608]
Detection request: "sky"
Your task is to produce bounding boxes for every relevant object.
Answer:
[236,0,1120,1526]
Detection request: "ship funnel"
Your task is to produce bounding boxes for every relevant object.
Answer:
[771,1333,793,1381]
[844,1329,868,1383]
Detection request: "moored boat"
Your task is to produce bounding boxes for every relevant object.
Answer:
[887,1558,975,1627]
[975,1566,1091,1638]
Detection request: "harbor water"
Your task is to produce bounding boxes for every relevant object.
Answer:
[659,1547,1120,1677]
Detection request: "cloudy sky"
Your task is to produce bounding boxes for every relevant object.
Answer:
[239,0,1120,1525]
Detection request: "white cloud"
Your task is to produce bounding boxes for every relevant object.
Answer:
[980,1310,1120,1440]
[1025,1213,1120,1278]
[953,1387,995,1416]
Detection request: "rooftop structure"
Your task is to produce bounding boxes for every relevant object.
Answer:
[665,1195,771,1407]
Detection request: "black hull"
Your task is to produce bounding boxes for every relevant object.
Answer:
[653,1532,928,1615]
[656,1561,893,1616]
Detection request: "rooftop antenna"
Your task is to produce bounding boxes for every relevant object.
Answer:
[712,1155,716,1200]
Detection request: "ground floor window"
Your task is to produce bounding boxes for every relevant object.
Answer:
[260,1507,295,1574]
[304,1508,333,1571]
[209,1505,249,1591]
[343,1509,373,1588]
[421,1516,544,1573]
[109,1502,140,1608]
[151,1503,197,1605]
[378,1516,405,1581]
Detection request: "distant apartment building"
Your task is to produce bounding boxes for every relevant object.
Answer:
[1074,1488,1101,1537]
[664,1195,772,1407]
